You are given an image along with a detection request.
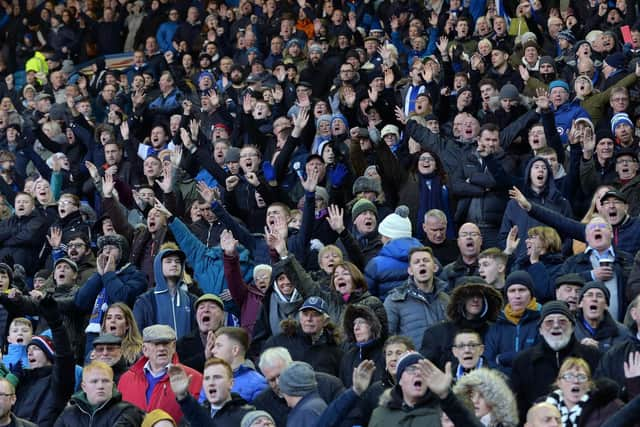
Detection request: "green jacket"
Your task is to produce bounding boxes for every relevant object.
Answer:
[369,386,442,427]
[579,73,637,124]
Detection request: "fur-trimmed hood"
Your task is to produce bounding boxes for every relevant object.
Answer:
[279,318,342,344]
[343,304,383,343]
[452,368,519,427]
[447,283,503,322]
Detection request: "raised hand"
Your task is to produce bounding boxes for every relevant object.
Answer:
[437,36,449,56]
[383,67,394,87]
[242,93,253,114]
[120,121,130,140]
[509,186,532,211]
[47,226,63,249]
[157,164,174,194]
[196,181,216,204]
[189,119,200,140]
[535,88,550,111]
[153,197,173,218]
[624,351,640,378]
[180,128,194,151]
[504,225,520,256]
[170,145,183,167]
[102,172,115,197]
[352,360,376,396]
[226,175,240,192]
[394,105,407,125]
[368,87,379,103]
[131,89,145,108]
[168,364,192,400]
[300,167,319,193]
[421,360,452,399]
[245,172,260,187]
[219,229,238,256]
[519,65,531,82]
[326,205,345,234]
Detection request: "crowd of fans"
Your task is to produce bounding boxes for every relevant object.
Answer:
[2,0,640,426]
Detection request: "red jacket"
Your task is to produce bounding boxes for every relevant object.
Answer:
[117,353,202,423]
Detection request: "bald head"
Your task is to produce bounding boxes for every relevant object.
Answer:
[525,403,561,427]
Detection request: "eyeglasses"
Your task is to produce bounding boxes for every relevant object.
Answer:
[67,243,85,249]
[612,97,629,103]
[616,159,637,165]
[452,343,482,350]
[542,318,570,328]
[561,373,589,383]
[459,232,481,238]
[403,365,421,375]
[419,156,434,162]
[586,223,609,231]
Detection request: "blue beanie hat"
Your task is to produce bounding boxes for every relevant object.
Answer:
[330,113,348,129]
[396,351,425,380]
[197,71,214,85]
[611,112,634,133]
[549,80,570,93]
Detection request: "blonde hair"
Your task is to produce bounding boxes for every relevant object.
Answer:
[101,303,143,364]
[555,357,592,389]
[527,226,562,253]
[82,360,114,381]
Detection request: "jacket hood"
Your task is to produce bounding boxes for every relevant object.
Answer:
[70,387,124,410]
[523,156,559,199]
[343,304,383,343]
[153,248,185,292]
[378,237,423,261]
[447,283,503,322]
[279,318,341,345]
[453,368,519,427]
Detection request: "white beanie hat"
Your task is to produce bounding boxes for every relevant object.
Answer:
[378,206,412,239]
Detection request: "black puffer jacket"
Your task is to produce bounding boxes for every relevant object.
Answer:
[421,282,503,368]
[262,319,344,377]
[14,300,75,427]
[53,390,145,427]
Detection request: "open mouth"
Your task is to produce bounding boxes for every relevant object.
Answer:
[28,357,36,364]
[465,241,475,249]
[418,268,427,275]
[245,160,253,169]
[16,337,24,344]
[109,325,118,333]
[462,355,473,362]
[364,220,373,227]
[413,380,423,388]
[201,315,211,323]
[570,385,581,393]
[588,304,598,313]
[593,231,603,242]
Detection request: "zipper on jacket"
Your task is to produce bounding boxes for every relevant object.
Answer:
[515,324,520,352]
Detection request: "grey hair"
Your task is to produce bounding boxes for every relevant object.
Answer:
[258,347,293,371]
[424,209,448,224]
[253,264,272,280]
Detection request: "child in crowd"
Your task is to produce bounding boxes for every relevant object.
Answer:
[3,317,33,372]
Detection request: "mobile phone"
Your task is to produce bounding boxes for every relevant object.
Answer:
[621,25,633,44]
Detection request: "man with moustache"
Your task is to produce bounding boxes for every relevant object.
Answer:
[49,231,96,286]
[510,301,601,421]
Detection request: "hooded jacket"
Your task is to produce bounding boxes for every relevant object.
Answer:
[168,216,254,295]
[365,237,424,300]
[553,98,591,144]
[340,305,386,388]
[384,277,450,349]
[117,353,202,424]
[498,156,573,260]
[452,368,519,427]
[53,389,145,427]
[132,249,197,339]
[0,211,49,275]
[596,326,640,399]
[422,283,503,368]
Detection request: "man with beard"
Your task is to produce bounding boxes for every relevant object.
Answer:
[47,231,96,291]
[511,301,601,421]
[176,294,226,372]
[118,325,202,424]
[299,43,336,98]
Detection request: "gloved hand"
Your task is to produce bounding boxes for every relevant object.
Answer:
[262,161,276,182]
[38,294,61,324]
[623,43,632,55]
[329,163,348,187]
[310,239,325,251]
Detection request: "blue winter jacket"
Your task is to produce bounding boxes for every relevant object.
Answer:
[553,98,590,144]
[483,306,541,376]
[168,216,254,295]
[132,249,197,339]
[156,21,178,52]
[364,237,423,300]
